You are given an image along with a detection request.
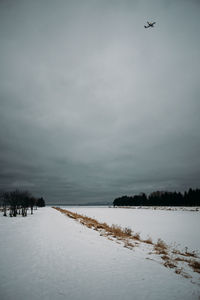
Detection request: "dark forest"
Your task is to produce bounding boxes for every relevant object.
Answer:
[113,188,200,207]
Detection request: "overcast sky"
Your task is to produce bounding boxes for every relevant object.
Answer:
[0,0,200,204]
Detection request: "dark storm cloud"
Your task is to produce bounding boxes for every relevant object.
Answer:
[0,0,200,203]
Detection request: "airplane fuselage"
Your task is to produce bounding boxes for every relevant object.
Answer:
[144,21,156,28]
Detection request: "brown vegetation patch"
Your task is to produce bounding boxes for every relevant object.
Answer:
[110,225,127,238]
[53,207,137,242]
[124,240,135,249]
[143,237,153,244]
[163,261,177,269]
[53,207,200,281]
[124,227,132,236]
[156,249,169,255]
[155,238,168,250]
[174,257,190,263]
[172,248,199,258]
[161,255,170,261]
[172,249,181,255]
[132,232,141,241]
[174,268,192,279]
[175,268,182,275]
[174,256,200,275]
[154,238,168,255]
[182,250,198,258]
[188,260,200,273]
[53,208,147,246]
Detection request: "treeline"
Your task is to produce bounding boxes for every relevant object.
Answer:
[0,190,45,217]
[113,188,200,207]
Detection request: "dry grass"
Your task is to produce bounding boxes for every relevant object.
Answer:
[182,250,198,258]
[53,207,136,242]
[53,208,166,256]
[161,255,170,261]
[174,268,192,279]
[172,247,199,258]
[172,249,181,255]
[175,268,182,275]
[158,249,169,255]
[124,227,132,236]
[175,269,192,279]
[143,237,153,244]
[154,238,168,255]
[174,257,190,263]
[53,208,148,246]
[132,232,141,241]
[155,238,168,250]
[53,207,200,280]
[188,260,200,273]
[110,225,126,237]
[173,255,200,274]
[124,240,135,249]
[163,261,177,269]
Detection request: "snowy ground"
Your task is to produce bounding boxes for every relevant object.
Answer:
[0,207,199,300]
[67,206,200,251]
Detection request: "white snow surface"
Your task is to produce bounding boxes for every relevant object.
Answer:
[0,207,199,300]
[67,206,200,251]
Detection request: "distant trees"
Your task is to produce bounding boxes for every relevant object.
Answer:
[36,197,45,207]
[113,188,200,207]
[113,194,147,207]
[0,190,46,217]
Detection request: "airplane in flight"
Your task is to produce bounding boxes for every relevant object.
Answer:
[144,21,156,28]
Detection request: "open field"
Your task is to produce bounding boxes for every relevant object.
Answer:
[57,207,200,283]
[0,207,200,300]
[66,206,200,250]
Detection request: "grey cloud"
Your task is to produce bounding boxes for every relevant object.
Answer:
[0,0,200,203]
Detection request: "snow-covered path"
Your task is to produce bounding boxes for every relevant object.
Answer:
[0,207,199,300]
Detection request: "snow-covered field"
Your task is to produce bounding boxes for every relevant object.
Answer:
[0,207,199,300]
[67,206,200,251]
